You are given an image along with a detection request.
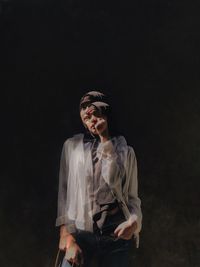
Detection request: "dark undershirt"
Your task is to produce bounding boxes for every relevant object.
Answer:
[83,133,117,230]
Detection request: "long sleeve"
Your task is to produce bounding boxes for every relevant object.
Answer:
[96,138,142,233]
[96,138,135,220]
[55,140,76,233]
[126,147,142,234]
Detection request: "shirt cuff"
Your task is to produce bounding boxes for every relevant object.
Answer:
[55,216,76,233]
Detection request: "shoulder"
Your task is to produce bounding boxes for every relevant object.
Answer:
[126,145,137,166]
[127,145,136,156]
[63,133,84,149]
[115,136,136,155]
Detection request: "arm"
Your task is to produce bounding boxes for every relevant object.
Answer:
[126,146,142,234]
[56,140,83,265]
[92,117,142,238]
[59,225,83,266]
[114,147,142,239]
[56,140,76,232]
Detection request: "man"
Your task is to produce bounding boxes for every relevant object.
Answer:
[56,91,142,267]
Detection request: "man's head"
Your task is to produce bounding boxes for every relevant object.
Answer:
[79,91,110,136]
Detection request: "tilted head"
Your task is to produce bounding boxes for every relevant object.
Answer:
[79,91,110,136]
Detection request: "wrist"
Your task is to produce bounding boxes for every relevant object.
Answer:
[60,225,75,240]
[128,214,138,226]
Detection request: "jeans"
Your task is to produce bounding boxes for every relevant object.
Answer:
[61,259,73,267]
[61,230,135,267]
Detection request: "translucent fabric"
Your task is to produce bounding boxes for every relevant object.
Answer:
[56,134,142,246]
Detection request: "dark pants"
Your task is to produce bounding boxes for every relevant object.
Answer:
[61,209,136,267]
[66,230,135,267]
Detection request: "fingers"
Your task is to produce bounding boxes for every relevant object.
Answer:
[117,230,133,240]
[95,119,105,130]
[67,245,83,266]
[114,221,127,235]
[114,225,123,234]
[69,250,83,266]
[114,223,135,240]
[114,226,125,239]
[118,228,125,237]
[76,250,84,266]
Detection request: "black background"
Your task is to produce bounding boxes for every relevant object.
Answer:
[1,0,200,266]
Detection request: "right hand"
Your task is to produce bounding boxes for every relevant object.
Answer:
[59,233,83,266]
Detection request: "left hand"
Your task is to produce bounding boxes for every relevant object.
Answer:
[114,220,138,240]
[94,117,107,136]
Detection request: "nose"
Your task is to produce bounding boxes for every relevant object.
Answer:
[91,116,97,124]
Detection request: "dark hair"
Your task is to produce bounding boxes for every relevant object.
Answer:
[80,90,122,138]
[80,91,108,109]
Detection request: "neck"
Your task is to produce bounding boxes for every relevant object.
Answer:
[99,129,110,143]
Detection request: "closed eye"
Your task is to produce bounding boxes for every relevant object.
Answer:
[83,115,90,121]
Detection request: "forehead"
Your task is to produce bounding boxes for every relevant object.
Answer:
[80,101,91,110]
[80,104,102,117]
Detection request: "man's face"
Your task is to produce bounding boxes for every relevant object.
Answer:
[80,105,108,135]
